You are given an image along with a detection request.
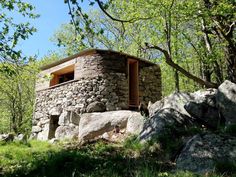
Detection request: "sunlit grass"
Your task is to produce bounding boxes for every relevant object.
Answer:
[0,140,61,176]
[0,139,234,177]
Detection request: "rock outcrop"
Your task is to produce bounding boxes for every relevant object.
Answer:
[216,80,236,125]
[184,89,221,129]
[148,92,192,117]
[184,81,236,128]
[176,133,236,174]
[140,93,194,141]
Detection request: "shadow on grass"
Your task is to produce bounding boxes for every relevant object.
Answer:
[2,141,168,177]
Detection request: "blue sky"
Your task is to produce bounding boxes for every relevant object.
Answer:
[17,1,90,59]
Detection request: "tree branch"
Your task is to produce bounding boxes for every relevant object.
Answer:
[145,43,218,88]
[226,21,235,36]
[67,0,78,37]
[95,0,155,23]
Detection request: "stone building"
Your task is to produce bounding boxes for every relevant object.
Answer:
[33,49,161,140]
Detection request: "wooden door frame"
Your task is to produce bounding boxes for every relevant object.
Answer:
[128,59,139,108]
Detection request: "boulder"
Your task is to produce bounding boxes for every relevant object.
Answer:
[55,125,79,140]
[126,112,145,135]
[184,88,221,129]
[148,92,192,117]
[58,111,70,126]
[176,133,236,174]
[216,80,236,125]
[79,110,139,141]
[139,108,193,140]
[184,102,220,129]
[86,101,106,113]
[191,88,217,107]
[140,92,194,141]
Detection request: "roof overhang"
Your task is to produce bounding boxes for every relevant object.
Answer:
[41,49,156,70]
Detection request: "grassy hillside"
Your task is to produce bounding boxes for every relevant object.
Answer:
[0,138,233,177]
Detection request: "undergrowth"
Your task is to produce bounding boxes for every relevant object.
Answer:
[0,138,234,177]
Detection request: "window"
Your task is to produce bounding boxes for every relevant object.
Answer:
[58,72,74,84]
[50,65,74,86]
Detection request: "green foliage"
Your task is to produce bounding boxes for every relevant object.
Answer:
[0,62,38,134]
[63,0,236,90]
[0,0,38,63]
[0,0,40,134]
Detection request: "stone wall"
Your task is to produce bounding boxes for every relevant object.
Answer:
[139,65,162,104]
[33,52,161,140]
[33,54,129,140]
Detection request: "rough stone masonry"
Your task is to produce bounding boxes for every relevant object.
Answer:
[32,49,162,140]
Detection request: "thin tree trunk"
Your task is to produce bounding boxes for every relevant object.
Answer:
[174,70,180,92]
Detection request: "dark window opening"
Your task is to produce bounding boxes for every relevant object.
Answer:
[58,72,74,84]
[50,65,75,87]
[48,115,59,139]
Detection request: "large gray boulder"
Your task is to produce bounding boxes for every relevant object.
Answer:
[148,92,193,117]
[176,133,236,174]
[126,112,145,135]
[79,110,141,141]
[184,102,220,129]
[216,80,236,125]
[184,89,221,129]
[139,108,193,140]
[140,92,194,141]
[190,88,217,107]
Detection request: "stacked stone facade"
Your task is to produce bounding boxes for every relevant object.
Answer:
[32,49,161,140]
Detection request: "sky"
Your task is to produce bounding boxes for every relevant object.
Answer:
[16,1,90,59]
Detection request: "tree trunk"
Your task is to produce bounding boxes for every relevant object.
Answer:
[226,44,236,83]
[174,69,179,92]
[213,61,223,84]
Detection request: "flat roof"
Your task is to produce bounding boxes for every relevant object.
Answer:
[41,49,156,70]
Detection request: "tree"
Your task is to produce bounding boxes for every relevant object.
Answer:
[0,0,38,64]
[0,63,38,133]
[64,0,235,88]
[0,0,38,133]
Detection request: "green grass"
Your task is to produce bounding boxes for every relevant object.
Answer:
[0,140,61,176]
[0,139,234,177]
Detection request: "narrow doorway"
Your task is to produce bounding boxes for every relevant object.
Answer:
[128,59,139,109]
[48,115,59,139]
